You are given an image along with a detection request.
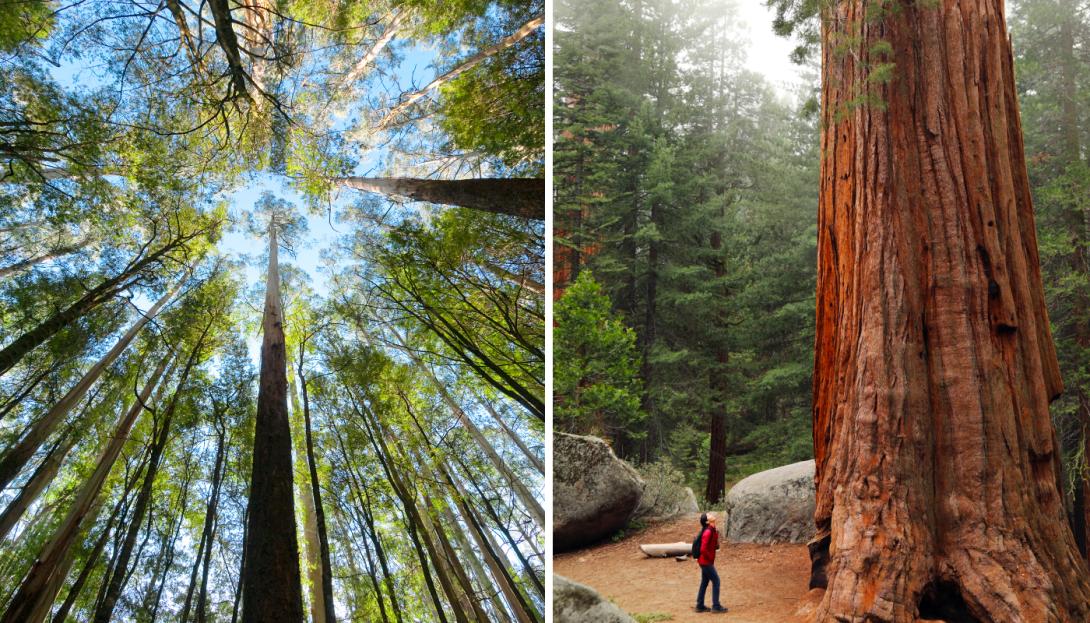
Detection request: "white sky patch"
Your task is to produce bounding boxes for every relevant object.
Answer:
[734,2,809,94]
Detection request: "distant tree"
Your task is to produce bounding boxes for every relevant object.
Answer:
[554,271,644,447]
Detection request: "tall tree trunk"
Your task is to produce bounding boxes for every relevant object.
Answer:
[418,491,484,620]
[452,453,544,597]
[336,498,389,623]
[338,177,545,220]
[0,279,184,490]
[50,499,121,623]
[0,356,172,623]
[477,396,543,475]
[142,452,196,623]
[230,508,247,623]
[387,327,543,526]
[335,429,404,623]
[194,436,225,623]
[297,348,336,623]
[287,373,325,623]
[0,431,78,540]
[180,422,226,623]
[638,199,659,461]
[349,392,464,623]
[242,222,304,623]
[436,459,538,623]
[377,13,544,128]
[809,1,1090,620]
[341,9,408,87]
[437,501,511,623]
[0,240,89,280]
[93,326,207,623]
[705,224,728,504]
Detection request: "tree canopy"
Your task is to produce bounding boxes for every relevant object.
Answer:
[0,1,544,621]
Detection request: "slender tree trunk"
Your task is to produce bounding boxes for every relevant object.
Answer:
[0,239,194,377]
[50,502,119,623]
[336,430,404,623]
[243,222,304,623]
[231,508,247,623]
[338,177,545,220]
[418,481,491,622]
[194,435,226,623]
[0,280,184,490]
[809,2,1090,620]
[705,225,728,504]
[349,393,464,623]
[385,326,542,521]
[93,329,206,623]
[482,261,545,296]
[452,454,544,597]
[437,501,511,623]
[377,13,544,128]
[437,461,537,623]
[334,494,389,623]
[0,357,172,623]
[341,9,408,86]
[477,396,543,475]
[640,199,659,459]
[0,240,89,280]
[297,348,336,623]
[180,423,226,623]
[142,453,196,623]
[288,372,324,623]
[403,397,543,600]
[0,432,78,540]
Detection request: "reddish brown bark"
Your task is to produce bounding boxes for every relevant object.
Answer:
[809,1,1090,621]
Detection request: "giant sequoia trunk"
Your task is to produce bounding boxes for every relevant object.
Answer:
[809,1,1090,620]
[242,223,304,623]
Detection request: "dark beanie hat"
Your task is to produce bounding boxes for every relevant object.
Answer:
[700,512,708,527]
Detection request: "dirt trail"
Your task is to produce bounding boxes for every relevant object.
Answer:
[554,514,813,623]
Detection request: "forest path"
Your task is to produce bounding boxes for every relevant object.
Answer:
[554,514,812,623]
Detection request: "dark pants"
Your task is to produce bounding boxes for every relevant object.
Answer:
[697,564,721,609]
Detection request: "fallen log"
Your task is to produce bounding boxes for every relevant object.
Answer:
[639,542,691,558]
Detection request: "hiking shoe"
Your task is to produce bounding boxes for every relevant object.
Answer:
[694,605,710,613]
[711,605,728,613]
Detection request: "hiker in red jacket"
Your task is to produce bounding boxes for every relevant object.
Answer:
[695,513,727,613]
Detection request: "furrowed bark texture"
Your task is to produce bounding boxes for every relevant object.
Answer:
[810,1,1090,621]
[338,177,545,220]
[242,224,304,623]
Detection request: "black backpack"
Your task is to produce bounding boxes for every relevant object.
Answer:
[691,527,706,558]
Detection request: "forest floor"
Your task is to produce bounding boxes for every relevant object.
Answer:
[554,514,813,623]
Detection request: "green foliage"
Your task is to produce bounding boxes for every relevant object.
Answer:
[0,0,53,51]
[0,0,544,619]
[1009,0,1090,504]
[557,0,819,497]
[554,271,644,445]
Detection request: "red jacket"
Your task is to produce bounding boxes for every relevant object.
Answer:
[698,526,718,566]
